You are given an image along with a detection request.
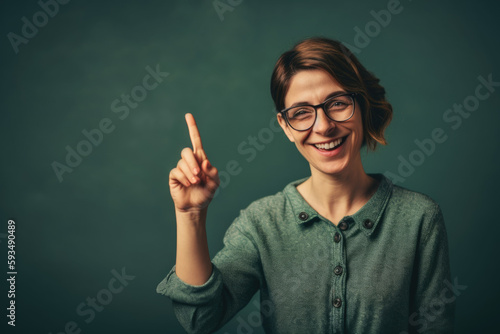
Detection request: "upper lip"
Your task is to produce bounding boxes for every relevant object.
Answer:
[310,136,347,145]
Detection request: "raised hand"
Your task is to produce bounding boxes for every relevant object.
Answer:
[169,113,220,213]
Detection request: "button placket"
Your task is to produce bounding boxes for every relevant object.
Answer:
[331,223,347,332]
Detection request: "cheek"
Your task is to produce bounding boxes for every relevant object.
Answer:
[285,129,296,143]
[347,118,364,149]
[353,126,364,146]
[356,122,364,139]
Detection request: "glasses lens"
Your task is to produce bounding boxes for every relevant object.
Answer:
[284,94,355,131]
[286,106,316,131]
[324,95,354,121]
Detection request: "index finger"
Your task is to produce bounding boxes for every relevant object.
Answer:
[185,113,207,160]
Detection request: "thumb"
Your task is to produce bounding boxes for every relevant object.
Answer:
[201,159,219,184]
[202,159,214,174]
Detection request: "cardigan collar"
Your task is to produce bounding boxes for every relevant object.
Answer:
[283,173,393,237]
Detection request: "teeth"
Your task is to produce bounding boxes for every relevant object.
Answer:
[314,137,344,150]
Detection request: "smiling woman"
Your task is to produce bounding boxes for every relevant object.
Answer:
[156,37,454,333]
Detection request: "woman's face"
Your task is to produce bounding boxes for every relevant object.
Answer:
[277,69,364,176]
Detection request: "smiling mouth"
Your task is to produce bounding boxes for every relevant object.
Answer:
[312,136,347,151]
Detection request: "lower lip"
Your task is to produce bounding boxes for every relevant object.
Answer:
[311,136,347,157]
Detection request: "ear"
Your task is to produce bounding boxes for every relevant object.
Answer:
[277,113,295,143]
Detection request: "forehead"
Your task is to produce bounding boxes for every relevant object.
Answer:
[285,69,344,107]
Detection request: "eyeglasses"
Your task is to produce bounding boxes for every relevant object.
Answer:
[279,93,357,131]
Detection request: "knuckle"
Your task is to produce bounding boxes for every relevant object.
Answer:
[178,160,192,176]
[169,168,179,180]
[180,147,192,157]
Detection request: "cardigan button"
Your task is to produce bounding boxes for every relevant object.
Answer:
[334,266,343,276]
[298,212,309,221]
[363,219,374,229]
[338,221,349,231]
[334,232,341,243]
[333,297,342,308]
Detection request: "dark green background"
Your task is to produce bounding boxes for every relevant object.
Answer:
[1,0,499,333]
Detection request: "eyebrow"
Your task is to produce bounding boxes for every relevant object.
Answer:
[288,90,347,108]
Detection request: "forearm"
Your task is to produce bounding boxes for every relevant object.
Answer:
[175,208,213,286]
[157,207,262,333]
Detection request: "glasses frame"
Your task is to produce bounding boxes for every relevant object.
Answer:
[279,92,357,131]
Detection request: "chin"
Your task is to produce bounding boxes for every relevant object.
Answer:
[313,159,350,176]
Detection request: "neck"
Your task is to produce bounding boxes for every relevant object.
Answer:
[302,155,378,220]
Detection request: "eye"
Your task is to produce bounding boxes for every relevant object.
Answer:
[294,108,307,116]
[289,107,314,119]
[325,96,351,111]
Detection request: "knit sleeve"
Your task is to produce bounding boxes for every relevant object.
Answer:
[408,204,455,333]
[156,208,262,334]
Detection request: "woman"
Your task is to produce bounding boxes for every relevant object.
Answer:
[157,37,454,333]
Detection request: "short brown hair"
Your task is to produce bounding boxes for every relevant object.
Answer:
[270,37,393,150]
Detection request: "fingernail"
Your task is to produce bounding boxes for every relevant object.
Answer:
[193,167,199,175]
[191,176,197,183]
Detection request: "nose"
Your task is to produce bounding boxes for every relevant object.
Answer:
[312,107,336,134]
